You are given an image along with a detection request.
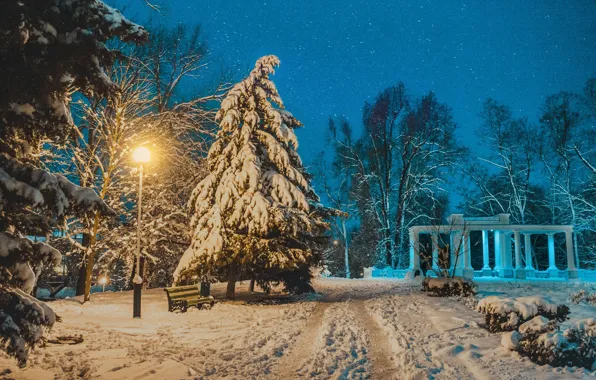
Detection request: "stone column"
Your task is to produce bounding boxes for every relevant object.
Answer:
[431,233,440,271]
[494,230,502,274]
[547,233,558,278]
[453,231,463,277]
[514,231,525,279]
[524,233,535,278]
[565,230,578,279]
[501,232,514,278]
[462,232,474,279]
[408,229,420,272]
[482,230,491,276]
[449,233,455,272]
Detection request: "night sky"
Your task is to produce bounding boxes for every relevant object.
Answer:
[116,0,595,161]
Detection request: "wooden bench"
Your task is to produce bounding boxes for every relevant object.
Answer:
[164,284,215,312]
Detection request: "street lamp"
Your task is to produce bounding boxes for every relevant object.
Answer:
[99,276,107,292]
[132,146,150,318]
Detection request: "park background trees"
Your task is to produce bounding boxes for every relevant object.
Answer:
[317,83,464,273]
[318,77,596,277]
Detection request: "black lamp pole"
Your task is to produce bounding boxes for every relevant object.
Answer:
[133,164,144,318]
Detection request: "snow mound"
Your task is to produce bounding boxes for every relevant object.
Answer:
[501,331,522,350]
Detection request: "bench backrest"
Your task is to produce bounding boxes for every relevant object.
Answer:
[164,285,200,300]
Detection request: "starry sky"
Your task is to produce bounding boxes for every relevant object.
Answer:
[116,0,595,162]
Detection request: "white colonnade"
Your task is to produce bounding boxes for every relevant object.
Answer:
[407,214,578,280]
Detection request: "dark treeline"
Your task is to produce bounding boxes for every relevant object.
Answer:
[317,79,596,277]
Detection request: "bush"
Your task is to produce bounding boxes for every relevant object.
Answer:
[570,290,596,305]
[476,296,570,333]
[503,317,596,371]
[422,277,477,297]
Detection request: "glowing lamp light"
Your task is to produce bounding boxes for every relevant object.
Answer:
[99,276,108,292]
[133,146,151,163]
[333,240,339,246]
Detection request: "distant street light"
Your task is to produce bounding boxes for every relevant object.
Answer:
[99,276,107,292]
[132,146,150,318]
[333,240,339,246]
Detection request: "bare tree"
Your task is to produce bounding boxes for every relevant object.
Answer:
[314,117,357,278]
[329,84,461,269]
[358,83,409,266]
[49,25,226,301]
[477,98,537,225]
[392,92,463,268]
[539,91,594,269]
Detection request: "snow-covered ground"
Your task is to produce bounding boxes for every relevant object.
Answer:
[1,278,595,379]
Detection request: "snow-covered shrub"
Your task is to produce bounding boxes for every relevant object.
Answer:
[477,296,570,333]
[503,317,596,370]
[422,277,477,297]
[570,290,596,305]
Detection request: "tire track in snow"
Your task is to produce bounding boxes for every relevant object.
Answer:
[353,299,396,379]
[366,293,470,379]
[276,301,330,378]
[294,301,371,379]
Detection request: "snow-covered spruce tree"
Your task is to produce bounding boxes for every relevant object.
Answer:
[0,0,146,365]
[174,56,330,299]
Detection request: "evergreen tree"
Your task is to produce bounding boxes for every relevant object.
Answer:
[0,0,146,365]
[174,56,329,299]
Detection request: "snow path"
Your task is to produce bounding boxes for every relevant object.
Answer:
[294,301,370,378]
[273,280,407,379]
[353,299,395,379]
[276,302,330,378]
[1,279,595,379]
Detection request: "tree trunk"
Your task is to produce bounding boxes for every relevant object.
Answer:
[394,188,407,268]
[342,219,351,279]
[75,233,90,296]
[83,213,101,302]
[83,250,96,303]
[226,262,237,300]
[385,238,392,267]
[141,256,148,289]
[75,262,87,296]
[249,279,255,292]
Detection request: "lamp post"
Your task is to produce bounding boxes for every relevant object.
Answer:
[132,146,150,318]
